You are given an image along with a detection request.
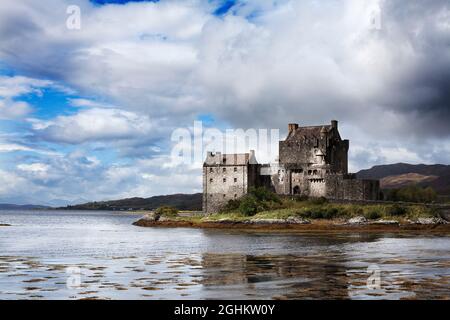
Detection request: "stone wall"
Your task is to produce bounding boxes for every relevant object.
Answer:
[325,175,380,201]
[203,163,260,214]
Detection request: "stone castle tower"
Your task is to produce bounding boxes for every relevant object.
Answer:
[203,120,380,213]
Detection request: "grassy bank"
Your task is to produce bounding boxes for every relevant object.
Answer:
[133,201,450,232]
[145,198,441,224]
[201,199,438,223]
[134,189,449,232]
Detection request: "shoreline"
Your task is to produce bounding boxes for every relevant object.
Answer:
[132,218,450,234]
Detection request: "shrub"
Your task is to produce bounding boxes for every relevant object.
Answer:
[238,195,259,216]
[155,206,178,217]
[322,207,339,219]
[250,187,281,204]
[352,207,364,217]
[310,197,328,205]
[386,204,407,217]
[310,210,323,219]
[385,186,438,203]
[222,199,241,212]
[295,195,309,202]
[300,207,325,219]
[365,210,381,220]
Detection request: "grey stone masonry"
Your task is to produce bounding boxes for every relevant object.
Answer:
[203,121,380,213]
[203,151,259,214]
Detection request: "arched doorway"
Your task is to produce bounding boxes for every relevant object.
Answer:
[293,186,301,195]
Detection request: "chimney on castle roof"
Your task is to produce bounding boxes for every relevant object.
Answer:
[288,123,299,134]
[331,120,338,129]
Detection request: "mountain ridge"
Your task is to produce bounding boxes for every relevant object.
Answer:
[0,204,51,210]
[59,193,203,211]
[356,163,450,195]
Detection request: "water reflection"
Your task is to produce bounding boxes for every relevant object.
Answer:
[198,252,351,299]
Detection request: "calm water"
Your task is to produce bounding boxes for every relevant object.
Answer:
[0,210,449,300]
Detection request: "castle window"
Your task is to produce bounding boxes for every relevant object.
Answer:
[223,194,226,198]
[308,170,312,175]
[209,168,213,173]
[234,167,237,172]
[313,170,318,175]
[234,194,237,199]
[234,178,237,183]
[209,178,213,183]
[223,178,226,183]
[223,167,226,173]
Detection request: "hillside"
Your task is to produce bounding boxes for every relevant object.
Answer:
[356,163,450,195]
[61,193,203,211]
[0,204,51,210]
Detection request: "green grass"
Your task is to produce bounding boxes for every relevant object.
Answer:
[198,199,437,222]
[158,196,438,224]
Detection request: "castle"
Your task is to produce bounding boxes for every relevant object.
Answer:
[203,120,380,213]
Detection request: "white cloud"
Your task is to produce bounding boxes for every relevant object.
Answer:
[0,75,71,119]
[31,107,153,144]
[17,163,50,173]
[0,99,32,119]
[0,0,449,204]
[0,142,61,156]
[0,75,53,98]
[0,143,34,153]
[68,98,115,109]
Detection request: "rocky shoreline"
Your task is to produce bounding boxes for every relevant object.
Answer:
[133,213,450,233]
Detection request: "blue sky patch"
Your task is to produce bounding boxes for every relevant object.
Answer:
[20,88,77,120]
[213,0,237,16]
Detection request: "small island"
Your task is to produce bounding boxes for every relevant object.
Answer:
[134,188,450,233]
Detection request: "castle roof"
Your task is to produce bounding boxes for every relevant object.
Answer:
[286,125,333,140]
[204,151,257,166]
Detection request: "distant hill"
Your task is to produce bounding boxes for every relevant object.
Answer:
[356,163,450,195]
[60,193,203,211]
[0,204,51,210]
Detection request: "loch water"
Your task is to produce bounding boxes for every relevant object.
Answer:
[0,210,449,300]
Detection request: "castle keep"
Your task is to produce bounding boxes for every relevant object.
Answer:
[203,121,380,213]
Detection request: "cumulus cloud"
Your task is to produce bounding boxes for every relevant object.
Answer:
[3,151,201,206]
[30,107,154,144]
[1,1,448,134]
[0,0,449,203]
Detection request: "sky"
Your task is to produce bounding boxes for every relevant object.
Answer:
[0,0,449,205]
